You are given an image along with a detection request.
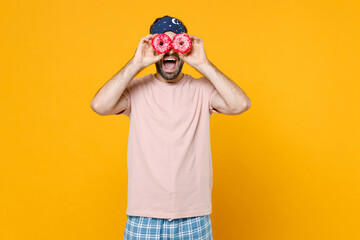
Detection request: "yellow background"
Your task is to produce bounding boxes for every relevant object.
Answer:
[1,0,359,239]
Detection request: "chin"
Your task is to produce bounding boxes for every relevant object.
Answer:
[155,61,184,80]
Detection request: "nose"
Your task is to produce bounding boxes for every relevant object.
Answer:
[168,48,175,54]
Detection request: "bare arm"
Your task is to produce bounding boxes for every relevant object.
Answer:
[178,35,251,114]
[90,59,142,115]
[90,34,165,115]
[197,60,251,113]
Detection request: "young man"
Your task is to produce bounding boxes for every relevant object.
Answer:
[91,15,251,240]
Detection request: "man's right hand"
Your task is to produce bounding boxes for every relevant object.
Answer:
[132,34,166,69]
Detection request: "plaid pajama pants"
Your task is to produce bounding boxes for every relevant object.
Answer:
[124,214,213,240]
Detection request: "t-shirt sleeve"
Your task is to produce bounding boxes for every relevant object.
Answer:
[115,79,136,117]
[201,77,220,117]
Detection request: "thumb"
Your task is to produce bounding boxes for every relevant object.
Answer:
[156,53,165,62]
[178,52,185,61]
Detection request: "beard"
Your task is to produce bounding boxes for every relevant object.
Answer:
[155,58,185,80]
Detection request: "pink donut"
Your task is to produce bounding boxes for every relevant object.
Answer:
[151,34,172,54]
[172,33,192,53]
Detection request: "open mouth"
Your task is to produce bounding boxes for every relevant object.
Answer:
[162,58,177,72]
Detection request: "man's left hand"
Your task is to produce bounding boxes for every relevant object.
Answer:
[178,35,209,69]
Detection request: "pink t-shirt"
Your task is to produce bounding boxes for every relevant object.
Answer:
[117,73,219,219]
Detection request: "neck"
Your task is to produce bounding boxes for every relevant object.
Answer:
[154,72,184,83]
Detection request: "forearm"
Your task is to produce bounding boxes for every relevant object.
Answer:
[90,58,142,114]
[196,60,251,111]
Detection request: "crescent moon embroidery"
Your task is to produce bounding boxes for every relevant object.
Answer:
[172,18,180,25]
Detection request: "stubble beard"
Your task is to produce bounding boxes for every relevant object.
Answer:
[155,60,185,80]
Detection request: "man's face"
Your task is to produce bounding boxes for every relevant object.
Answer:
[155,31,185,80]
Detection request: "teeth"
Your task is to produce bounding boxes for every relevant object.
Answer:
[164,57,176,61]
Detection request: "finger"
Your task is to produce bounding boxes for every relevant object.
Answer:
[146,34,158,42]
[144,36,153,42]
[178,52,185,60]
[190,35,199,40]
[140,37,150,43]
[142,36,155,44]
[190,35,200,42]
[141,34,155,42]
[156,52,165,60]
[156,54,165,62]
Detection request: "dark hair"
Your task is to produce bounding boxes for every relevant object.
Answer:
[149,15,188,34]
